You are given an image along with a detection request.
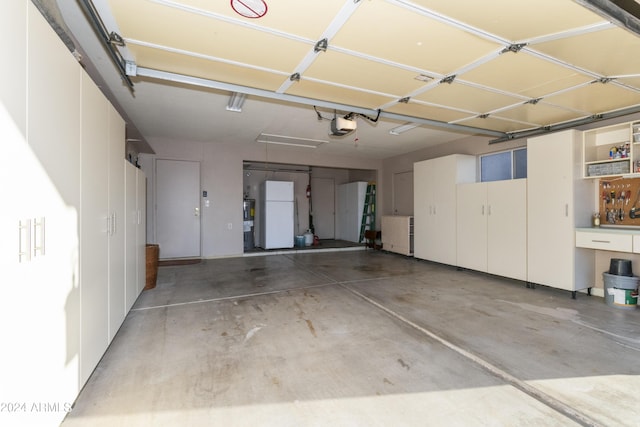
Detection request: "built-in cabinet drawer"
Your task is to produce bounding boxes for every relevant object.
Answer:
[575,231,633,252]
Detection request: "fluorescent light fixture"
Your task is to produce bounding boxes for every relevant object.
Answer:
[389,123,419,135]
[226,92,247,112]
[256,133,327,149]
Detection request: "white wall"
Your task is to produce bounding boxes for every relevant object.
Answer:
[141,137,383,258]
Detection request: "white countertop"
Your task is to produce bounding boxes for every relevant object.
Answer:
[576,227,640,234]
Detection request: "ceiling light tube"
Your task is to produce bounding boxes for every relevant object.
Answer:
[389,123,418,135]
[226,92,247,112]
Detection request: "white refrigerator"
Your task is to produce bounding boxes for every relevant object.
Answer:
[259,181,294,249]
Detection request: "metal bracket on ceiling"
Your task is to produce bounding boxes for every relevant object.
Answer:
[314,38,328,53]
[77,0,134,92]
[108,31,125,47]
[290,72,301,82]
[502,43,527,53]
[440,75,457,84]
[596,77,614,84]
[125,61,137,77]
[478,114,490,119]
[398,97,411,103]
[526,98,542,105]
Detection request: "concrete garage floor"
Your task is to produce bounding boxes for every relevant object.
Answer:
[62,251,640,426]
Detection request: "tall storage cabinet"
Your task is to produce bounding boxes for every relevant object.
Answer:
[80,72,110,385]
[125,162,147,312]
[457,180,527,281]
[336,181,368,243]
[1,4,145,425]
[1,3,82,425]
[527,130,594,294]
[414,155,476,265]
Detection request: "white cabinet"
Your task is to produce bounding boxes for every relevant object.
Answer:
[108,105,126,341]
[527,130,594,295]
[80,72,110,384]
[0,3,81,425]
[414,155,476,265]
[457,180,527,280]
[0,5,144,425]
[125,162,147,312]
[456,183,488,272]
[79,77,129,382]
[575,230,633,252]
[336,181,368,243]
[381,215,414,256]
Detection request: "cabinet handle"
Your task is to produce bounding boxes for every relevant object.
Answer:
[591,239,611,244]
[488,205,492,216]
[112,212,117,235]
[32,217,45,257]
[565,204,569,217]
[481,205,485,215]
[137,210,141,225]
[18,219,31,263]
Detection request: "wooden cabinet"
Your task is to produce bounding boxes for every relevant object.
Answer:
[414,155,476,265]
[527,130,594,294]
[381,215,414,256]
[457,180,527,280]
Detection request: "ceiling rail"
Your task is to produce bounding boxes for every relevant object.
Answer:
[129,66,507,139]
[77,0,134,91]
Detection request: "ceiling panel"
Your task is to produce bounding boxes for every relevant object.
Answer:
[386,102,474,124]
[461,51,594,98]
[331,0,502,76]
[414,82,524,113]
[489,102,587,126]
[285,79,394,110]
[128,45,288,91]
[163,0,348,40]
[303,50,431,99]
[544,82,640,114]
[109,0,311,71]
[458,116,536,133]
[410,0,605,41]
[533,27,640,78]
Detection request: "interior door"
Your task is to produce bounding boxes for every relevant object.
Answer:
[311,177,335,239]
[393,171,414,215]
[156,159,201,259]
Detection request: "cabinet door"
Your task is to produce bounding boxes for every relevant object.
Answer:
[527,131,576,289]
[80,72,110,384]
[108,106,126,340]
[457,182,488,272]
[125,161,138,312]
[137,170,147,295]
[429,157,459,265]
[413,160,432,260]
[488,179,527,280]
